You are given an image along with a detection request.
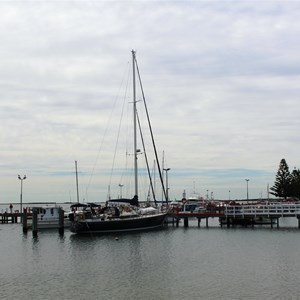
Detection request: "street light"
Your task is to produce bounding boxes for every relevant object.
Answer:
[163,168,170,202]
[18,175,26,213]
[245,179,250,202]
[119,184,124,199]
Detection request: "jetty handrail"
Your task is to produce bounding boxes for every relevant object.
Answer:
[225,203,300,217]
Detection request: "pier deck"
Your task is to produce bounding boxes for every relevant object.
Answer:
[0,212,26,224]
[171,203,300,228]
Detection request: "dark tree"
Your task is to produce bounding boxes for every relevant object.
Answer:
[270,159,292,199]
[290,168,300,199]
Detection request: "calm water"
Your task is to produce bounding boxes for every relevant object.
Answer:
[1,217,300,300]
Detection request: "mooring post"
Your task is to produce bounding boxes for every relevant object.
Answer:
[206,217,208,228]
[22,208,28,233]
[58,207,64,235]
[277,218,279,229]
[227,218,230,228]
[172,216,175,227]
[298,217,300,229]
[184,217,189,227]
[176,218,180,227]
[197,218,201,228]
[270,218,273,229]
[32,208,38,237]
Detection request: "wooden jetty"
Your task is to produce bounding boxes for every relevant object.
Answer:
[170,202,300,229]
[0,207,65,236]
[171,211,224,228]
[0,212,26,224]
[23,207,66,236]
[3,202,300,230]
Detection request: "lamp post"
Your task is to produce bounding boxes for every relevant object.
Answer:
[163,168,170,202]
[119,184,124,199]
[245,179,249,202]
[18,175,26,213]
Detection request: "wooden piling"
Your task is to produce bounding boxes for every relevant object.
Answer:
[184,217,189,227]
[197,218,201,228]
[206,217,208,228]
[58,208,64,235]
[227,218,230,228]
[22,209,28,233]
[32,209,38,237]
[270,218,273,229]
[172,215,179,227]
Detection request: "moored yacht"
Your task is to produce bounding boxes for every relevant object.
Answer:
[69,51,168,234]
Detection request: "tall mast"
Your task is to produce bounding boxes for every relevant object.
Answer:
[132,50,138,197]
[75,160,79,203]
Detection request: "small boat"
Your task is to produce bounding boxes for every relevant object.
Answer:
[28,206,70,229]
[69,51,168,234]
[181,197,207,213]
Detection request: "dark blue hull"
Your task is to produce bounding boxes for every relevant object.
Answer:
[70,213,167,234]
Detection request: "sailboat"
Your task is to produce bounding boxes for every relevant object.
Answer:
[69,50,168,234]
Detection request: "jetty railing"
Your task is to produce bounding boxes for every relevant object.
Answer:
[225,203,300,218]
[171,202,300,228]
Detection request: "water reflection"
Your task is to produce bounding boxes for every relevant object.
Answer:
[2,221,300,299]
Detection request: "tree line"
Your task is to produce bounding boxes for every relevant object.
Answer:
[270,158,300,200]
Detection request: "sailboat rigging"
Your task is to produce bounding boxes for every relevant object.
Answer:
[69,50,168,234]
[135,54,168,204]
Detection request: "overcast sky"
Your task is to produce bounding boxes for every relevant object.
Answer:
[1,0,299,205]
